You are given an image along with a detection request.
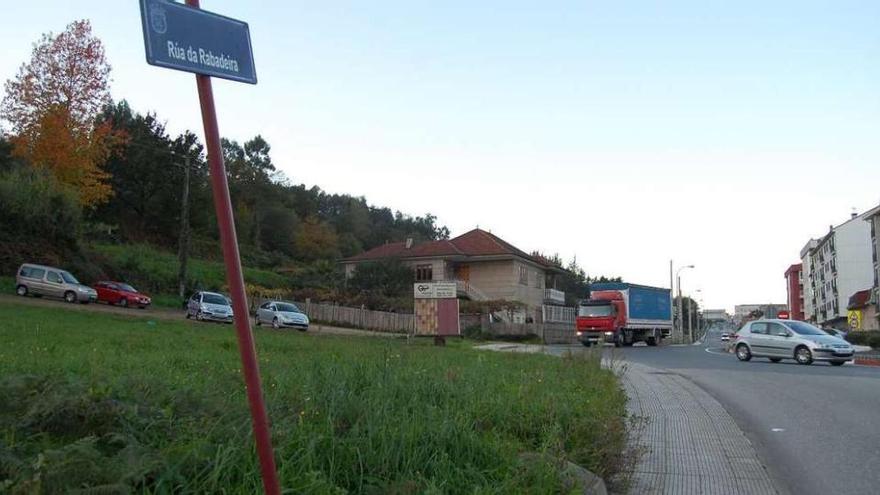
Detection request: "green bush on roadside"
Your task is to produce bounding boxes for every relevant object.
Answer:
[0,302,629,493]
[845,331,880,349]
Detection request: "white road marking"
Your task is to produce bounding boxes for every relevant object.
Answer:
[771,428,785,432]
[704,347,730,356]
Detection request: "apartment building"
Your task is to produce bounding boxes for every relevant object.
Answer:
[801,210,874,327]
[783,263,804,320]
[800,240,818,322]
[865,205,880,297]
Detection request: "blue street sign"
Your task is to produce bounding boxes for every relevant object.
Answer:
[139,0,257,84]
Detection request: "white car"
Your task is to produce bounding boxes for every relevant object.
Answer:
[255,301,309,331]
[185,291,234,323]
[720,333,730,342]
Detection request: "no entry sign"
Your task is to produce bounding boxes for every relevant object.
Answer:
[139,0,257,84]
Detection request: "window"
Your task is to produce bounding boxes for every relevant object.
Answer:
[519,266,528,285]
[783,320,826,336]
[60,271,79,284]
[767,323,789,337]
[577,304,614,317]
[20,267,45,279]
[276,302,300,313]
[415,264,433,281]
[260,302,272,310]
[47,271,62,284]
[750,322,768,335]
[202,293,228,305]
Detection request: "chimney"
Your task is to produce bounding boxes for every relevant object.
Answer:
[851,209,858,219]
[405,238,413,249]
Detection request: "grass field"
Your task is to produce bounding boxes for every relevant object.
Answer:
[0,302,628,494]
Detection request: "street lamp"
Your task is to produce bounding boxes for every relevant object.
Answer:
[690,288,702,343]
[676,264,695,342]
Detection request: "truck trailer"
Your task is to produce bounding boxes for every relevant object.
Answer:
[576,282,673,347]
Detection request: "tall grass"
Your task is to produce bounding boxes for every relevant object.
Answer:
[0,302,627,493]
[92,243,290,294]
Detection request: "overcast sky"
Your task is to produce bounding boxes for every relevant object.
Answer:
[2,1,879,311]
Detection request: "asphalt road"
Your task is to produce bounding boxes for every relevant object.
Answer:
[607,326,880,495]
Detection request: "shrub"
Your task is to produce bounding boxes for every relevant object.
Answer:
[0,168,80,245]
[845,331,880,349]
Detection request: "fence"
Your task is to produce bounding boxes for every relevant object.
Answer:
[253,298,575,342]
[542,305,576,323]
[294,300,414,334]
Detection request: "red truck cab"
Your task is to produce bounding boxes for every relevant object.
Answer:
[576,290,626,345]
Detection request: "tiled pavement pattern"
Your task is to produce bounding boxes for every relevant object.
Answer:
[622,362,778,495]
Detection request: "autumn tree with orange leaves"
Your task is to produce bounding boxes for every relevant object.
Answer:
[1,20,121,207]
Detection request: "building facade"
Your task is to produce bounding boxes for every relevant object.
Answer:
[784,263,804,320]
[341,229,566,315]
[800,239,819,322]
[865,205,880,300]
[801,211,875,327]
[703,309,730,322]
[734,304,788,322]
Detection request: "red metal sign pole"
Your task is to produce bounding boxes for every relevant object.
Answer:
[185,2,281,493]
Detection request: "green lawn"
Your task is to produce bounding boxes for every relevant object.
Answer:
[0,302,628,494]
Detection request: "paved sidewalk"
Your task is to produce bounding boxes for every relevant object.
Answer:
[622,361,778,494]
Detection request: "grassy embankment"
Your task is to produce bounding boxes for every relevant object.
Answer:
[0,301,628,494]
[91,243,290,308]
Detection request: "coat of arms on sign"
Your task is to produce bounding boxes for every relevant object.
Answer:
[150,2,167,34]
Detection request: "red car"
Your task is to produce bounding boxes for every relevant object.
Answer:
[94,281,151,309]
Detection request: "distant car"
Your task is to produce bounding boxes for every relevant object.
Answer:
[255,301,309,330]
[94,281,151,309]
[185,291,234,323]
[720,333,730,342]
[15,263,97,304]
[734,319,854,366]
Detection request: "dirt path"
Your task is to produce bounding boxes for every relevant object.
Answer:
[0,293,403,339]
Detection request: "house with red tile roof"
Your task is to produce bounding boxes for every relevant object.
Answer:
[341,228,567,312]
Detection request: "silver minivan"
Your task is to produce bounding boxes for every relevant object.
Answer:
[734,319,854,366]
[15,263,98,303]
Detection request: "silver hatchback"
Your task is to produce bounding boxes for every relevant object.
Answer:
[255,301,309,331]
[734,319,854,366]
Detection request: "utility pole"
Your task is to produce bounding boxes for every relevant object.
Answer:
[678,275,683,340]
[669,260,675,341]
[676,265,694,343]
[177,155,191,300]
[688,297,694,342]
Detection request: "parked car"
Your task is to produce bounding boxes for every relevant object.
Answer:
[185,291,234,323]
[15,263,97,304]
[94,281,151,309]
[720,332,730,342]
[734,319,854,366]
[255,301,309,330]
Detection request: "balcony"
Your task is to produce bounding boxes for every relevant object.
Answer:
[544,288,565,305]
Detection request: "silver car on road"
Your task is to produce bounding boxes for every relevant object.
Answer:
[255,301,309,330]
[734,319,854,366]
